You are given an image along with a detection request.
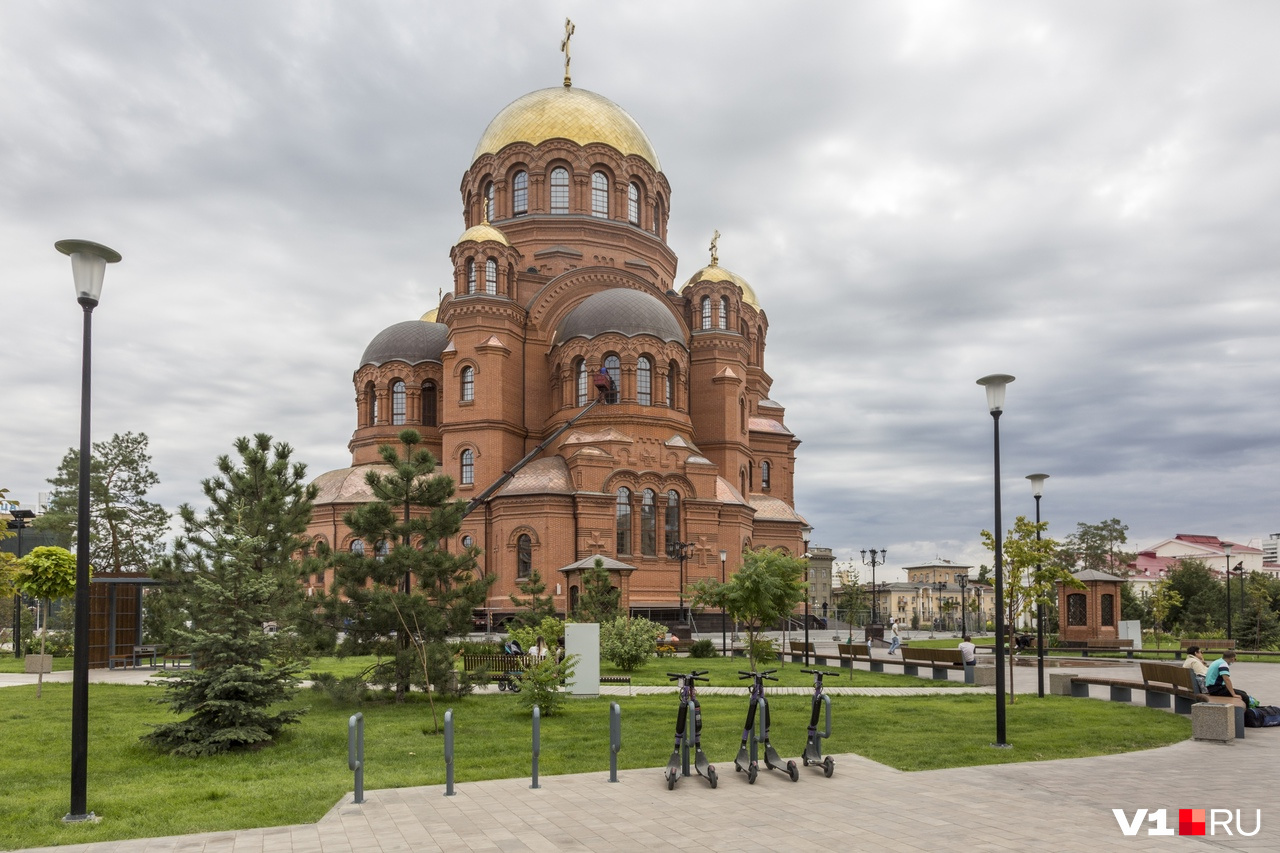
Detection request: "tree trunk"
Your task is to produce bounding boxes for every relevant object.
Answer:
[36,600,46,699]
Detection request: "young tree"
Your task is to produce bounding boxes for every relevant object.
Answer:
[14,546,77,698]
[834,565,866,638]
[574,557,620,623]
[34,432,169,573]
[143,435,316,755]
[688,547,806,670]
[320,430,492,714]
[509,567,557,629]
[981,516,1075,703]
[1148,578,1183,649]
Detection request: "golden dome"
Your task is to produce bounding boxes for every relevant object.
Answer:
[683,264,760,309]
[455,222,510,247]
[420,307,439,322]
[473,87,661,170]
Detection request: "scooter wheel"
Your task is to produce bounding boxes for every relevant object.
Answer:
[787,761,799,782]
[497,681,506,691]
[747,764,758,784]
[666,771,676,791]
[823,757,835,778]
[708,767,718,789]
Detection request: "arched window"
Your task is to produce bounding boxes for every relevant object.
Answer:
[513,171,528,215]
[1101,593,1116,627]
[591,171,609,218]
[374,539,389,561]
[350,539,366,557]
[485,258,497,295]
[605,355,620,404]
[551,167,569,214]
[575,358,588,406]
[701,296,712,330]
[392,380,406,425]
[640,489,657,556]
[422,381,437,427]
[719,296,729,330]
[667,361,677,408]
[461,366,474,402]
[485,181,495,219]
[1067,593,1087,626]
[655,196,664,236]
[628,182,640,225]
[461,449,474,485]
[517,534,532,580]
[740,397,747,432]
[466,258,476,293]
[637,356,652,406]
[761,460,771,491]
[664,491,680,556]
[615,487,632,555]
[370,384,380,424]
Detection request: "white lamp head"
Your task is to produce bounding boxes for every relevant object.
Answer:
[976,373,1016,413]
[1026,473,1050,497]
[719,549,728,562]
[56,239,122,307]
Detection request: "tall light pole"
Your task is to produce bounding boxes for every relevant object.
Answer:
[1236,561,1247,640]
[8,509,37,659]
[861,549,886,638]
[801,526,813,666]
[931,580,946,637]
[1027,474,1049,699]
[668,540,695,630]
[978,372,1014,748]
[719,549,728,655]
[1223,543,1233,641]
[57,239,121,823]
[957,574,969,636]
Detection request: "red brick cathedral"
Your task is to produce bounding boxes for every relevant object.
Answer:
[307,65,808,625]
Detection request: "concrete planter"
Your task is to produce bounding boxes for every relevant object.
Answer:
[24,654,53,674]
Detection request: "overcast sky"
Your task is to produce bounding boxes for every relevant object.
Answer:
[3,1,1278,582]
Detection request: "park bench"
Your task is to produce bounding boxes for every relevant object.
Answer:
[1080,638,1135,658]
[163,653,193,669]
[462,652,531,690]
[108,654,135,670]
[1175,639,1234,660]
[837,642,878,672]
[900,646,966,680]
[1065,661,1244,718]
[788,640,830,664]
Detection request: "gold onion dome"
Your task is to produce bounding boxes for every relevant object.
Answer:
[472,86,661,171]
[683,263,760,309]
[455,221,510,247]
[420,307,439,322]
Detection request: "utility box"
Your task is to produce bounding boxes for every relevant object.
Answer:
[1118,620,1143,649]
[565,622,600,697]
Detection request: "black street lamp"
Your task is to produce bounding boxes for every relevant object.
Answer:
[931,581,946,637]
[861,549,886,628]
[1223,543,1233,641]
[57,238,121,823]
[1235,561,1247,638]
[7,509,37,659]
[978,372,1014,748]
[957,574,969,636]
[668,540,696,630]
[801,526,813,666]
[1027,473,1049,699]
[719,549,728,655]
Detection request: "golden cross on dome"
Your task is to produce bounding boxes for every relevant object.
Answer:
[561,18,575,88]
[709,230,720,266]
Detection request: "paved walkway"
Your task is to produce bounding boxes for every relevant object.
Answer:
[8,654,1280,851]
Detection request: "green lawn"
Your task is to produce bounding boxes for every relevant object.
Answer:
[0,679,1188,850]
[0,655,74,673]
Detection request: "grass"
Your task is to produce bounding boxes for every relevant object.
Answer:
[0,677,1189,851]
[0,654,74,673]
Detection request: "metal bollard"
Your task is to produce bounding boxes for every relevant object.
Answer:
[609,702,621,782]
[347,713,364,805]
[531,705,541,789]
[444,708,455,797]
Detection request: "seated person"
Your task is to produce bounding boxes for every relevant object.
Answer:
[958,635,977,666]
[1205,651,1254,707]
[1181,645,1208,693]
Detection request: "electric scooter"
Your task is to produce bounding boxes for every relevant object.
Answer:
[799,668,838,777]
[664,670,718,790]
[733,669,798,783]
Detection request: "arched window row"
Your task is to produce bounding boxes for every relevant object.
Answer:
[356,375,443,430]
[476,165,665,236]
[459,254,514,299]
[616,486,686,559]
[694,292,737,331]
[558,352,684,410]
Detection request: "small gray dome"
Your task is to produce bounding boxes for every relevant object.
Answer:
[360,321,448,367]
[557,289,685,344]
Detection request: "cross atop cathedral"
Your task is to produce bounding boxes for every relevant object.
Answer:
[561,18,576,88]
[709,230,720,266]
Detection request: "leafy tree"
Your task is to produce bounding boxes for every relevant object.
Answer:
[1056,518,1133,574]
[144,516,306,756]
[319,430,492,719]
[834,565,866,637]
[981,515,1076,703]
[688,547,806,671]
[1164,559,1224,634]
[599,614,664,671]
[512,654,577,717]
[34,432,169,573]
[1148,578,1183,648]
[1119,581,1147,624]
[1243,573,1280,650]
[509,568,557,629]
[143,435,317,755]
[14,546,77,698]
[573,557,619,623]
[509,615,566,656]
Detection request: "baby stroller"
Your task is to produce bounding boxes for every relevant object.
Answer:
[498,639,525,692]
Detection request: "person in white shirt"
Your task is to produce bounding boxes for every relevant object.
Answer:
[887,619,901,655]
[958,635,977,666]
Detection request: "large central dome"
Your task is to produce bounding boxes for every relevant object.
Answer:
[472,86,661,170]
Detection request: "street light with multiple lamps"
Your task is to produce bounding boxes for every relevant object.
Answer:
[719,549,728,655]
[957,574,969,636]
[978,372,1014,748]
[668,540,696,629]
[1224,543,1233,641]
[7,509,37,659]
[931,580,946,636]
[1027,473,1049,698]
[861,548,886,630]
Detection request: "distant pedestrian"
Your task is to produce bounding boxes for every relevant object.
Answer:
[888,619,901,655]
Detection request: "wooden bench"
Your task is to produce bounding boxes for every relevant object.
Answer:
[462,653,532,690]
[837,642,878,672]
[901,646,966,680]
[1175,638,1235,660]
[163,653,193,669]
[1080,638,1135,658]
[1067,662,1245,717]
[788,641,830,664]
[108,654,135,670]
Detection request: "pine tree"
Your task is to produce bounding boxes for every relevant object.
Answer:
[320,430,492,710]
[509,568,557,629]
[573,557,619,623]
[143,434,316,756]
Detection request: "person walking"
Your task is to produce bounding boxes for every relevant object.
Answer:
[887,619,901,655]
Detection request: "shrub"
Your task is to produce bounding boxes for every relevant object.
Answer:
[513,654,577,717]
[309,672,370,705]
[509,616,566,656]
[600,615,663,671]
[747,635,777,666]
[688,638,717,658]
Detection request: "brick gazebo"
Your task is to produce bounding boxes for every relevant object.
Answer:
[1056,569,1123,644]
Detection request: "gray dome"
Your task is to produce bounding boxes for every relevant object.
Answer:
[360,320,448,367]
[557,289,685,344]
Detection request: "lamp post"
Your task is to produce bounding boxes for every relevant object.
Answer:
[1027,473,1049,699]
[1223,543,1233,641]
[974,586,983,635]
[978,372,1014,748]
[931,581,946,637]
[957,574,969,636]
[1236,561,1247,639]
[56,239,121,823]
[8,509,37,659]
[668,540,696,630]
[861,549,886,637]
[719,549,728,655]
[801,526,813,665]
